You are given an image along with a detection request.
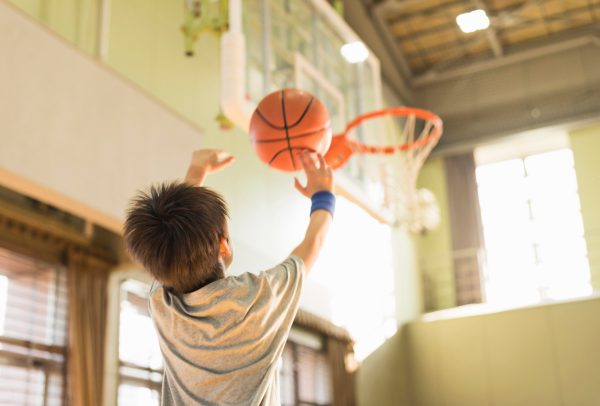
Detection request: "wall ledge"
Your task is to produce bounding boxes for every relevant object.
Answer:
[418,291,600,322]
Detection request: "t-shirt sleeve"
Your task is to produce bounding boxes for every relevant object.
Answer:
[261,255,304,297]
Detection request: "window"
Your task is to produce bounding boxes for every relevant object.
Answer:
[0,248,68,406]
[280,340,332,406]
[117,279,163,406]
[476,148,592,305]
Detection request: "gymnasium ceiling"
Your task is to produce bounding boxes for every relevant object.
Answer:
[347,0,600,151]
[375,0,600,76]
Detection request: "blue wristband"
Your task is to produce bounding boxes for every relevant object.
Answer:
[310,191,336,217]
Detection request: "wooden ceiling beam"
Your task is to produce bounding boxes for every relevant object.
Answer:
[403,33,488,59]
[387,0,546,26]
[371,0,416,79]
[386,0,472,25]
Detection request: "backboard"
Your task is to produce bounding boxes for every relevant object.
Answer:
[221,0,390,221]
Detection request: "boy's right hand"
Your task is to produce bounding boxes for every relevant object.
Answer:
[294,150,334,198]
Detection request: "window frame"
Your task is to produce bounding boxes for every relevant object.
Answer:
[103,267,161,406]
[281,328,333,406]
[0,249,69,406]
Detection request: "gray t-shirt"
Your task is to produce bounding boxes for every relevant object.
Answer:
[149,256,304,406]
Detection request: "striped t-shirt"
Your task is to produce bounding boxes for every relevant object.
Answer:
[149,256,304,405]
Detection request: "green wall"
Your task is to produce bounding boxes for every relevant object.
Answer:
[570,124,600,290]
[8,0,100,54]
[356,327,412,406]
[407,296,600,406]
[106,0,218,121]
[416,157,456,310]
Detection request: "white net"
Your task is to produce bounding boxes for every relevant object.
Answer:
[343,108,443,233]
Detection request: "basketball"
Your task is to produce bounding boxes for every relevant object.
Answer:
[249,89,332,172]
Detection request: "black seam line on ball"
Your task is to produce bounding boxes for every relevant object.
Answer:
[252,124,331,143]
[255,108,286,130]
[287,96,315,129]
[269,146,317,166]
[281,91,296,170]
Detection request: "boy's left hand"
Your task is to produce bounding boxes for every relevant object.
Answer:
[185,149,235,186]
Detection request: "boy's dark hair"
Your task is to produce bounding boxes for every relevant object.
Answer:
[124,182,228,294]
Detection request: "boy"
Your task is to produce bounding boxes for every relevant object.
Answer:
[124,149,335,405]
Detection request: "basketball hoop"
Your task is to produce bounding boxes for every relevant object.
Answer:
[325,107,443,233]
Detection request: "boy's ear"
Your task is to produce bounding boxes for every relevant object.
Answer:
[219,237,232,257]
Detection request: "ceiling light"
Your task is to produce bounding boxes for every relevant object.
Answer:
[340,41,369,64]
[456,9,490,33]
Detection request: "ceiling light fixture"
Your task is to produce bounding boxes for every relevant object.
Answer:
[340,41,369,64]
[456,9,490,33]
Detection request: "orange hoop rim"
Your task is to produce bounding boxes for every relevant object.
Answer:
[336,107,443,155]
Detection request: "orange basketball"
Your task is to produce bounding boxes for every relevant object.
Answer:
[249,89,332,172]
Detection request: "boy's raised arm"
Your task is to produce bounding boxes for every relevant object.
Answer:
[184,149,236,187]
[290,151,335,275]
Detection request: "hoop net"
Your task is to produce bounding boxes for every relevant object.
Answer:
[325,107,443,233]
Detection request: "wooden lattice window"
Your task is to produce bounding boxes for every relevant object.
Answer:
[0,248,68,406]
